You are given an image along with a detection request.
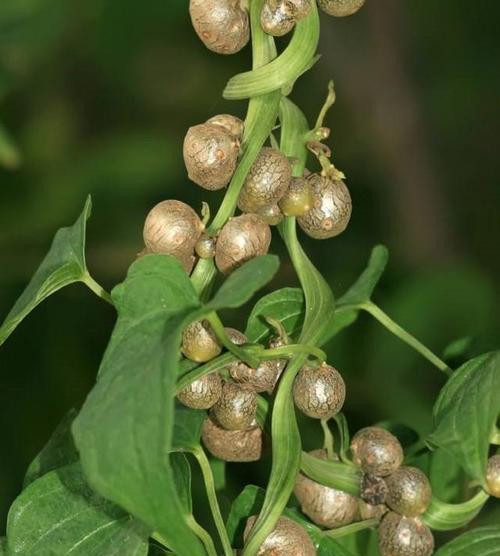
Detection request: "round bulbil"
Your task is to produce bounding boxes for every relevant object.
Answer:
[202,416,262,462]
[378,512,434,556]
[359,499,387,521]
[293,363,346,420]
[256,203,284,226]
[279,177,315,216]
[189,0,250,54]
[215,213,272,274]
[318,0,366,18]
[183,123,240,191]
[212,381,257,430]
[195,234,216,259]
[297,173,352,239]
[350,427,404,477]
[294,449,359,528]
[206,114,244,140]
[238,147,292,213]
[288,0,312,20]
[385,467,432,517]
[230,359,283,393]
[485,454,500,498]
[143,200,203,270]
[261,1,296,37]
[177,373,222,409]
[181,320,221,363]
[244,515,316,556]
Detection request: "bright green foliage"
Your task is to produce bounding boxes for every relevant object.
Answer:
[434,526,500,555]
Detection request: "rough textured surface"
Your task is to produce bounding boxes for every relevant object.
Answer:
[279,177,314,216]
[260,1,296,37]
[238,147,292,213]
[177,372,222,409]
[231,359,283,393]
[361,473,389,506]
[294,449,359,528]
[189,0,249,54]
[201,416,262,462]
[486,455,500,497]
[359,499,388,520]
[142,200,203,271]
[181,320,222,363]
[183,123,239,190]
[385,467,432,517]
[244,516,316,556]
[288,0,312,20]
[378,513,434,556]
[318,0,365,17]
[350,427,404,477]
[206,114,244,140]
[212,381,257,430]
[293,363,346,419]
[297,174,352,239]
[195,234,216,259]
[215,213,272,274]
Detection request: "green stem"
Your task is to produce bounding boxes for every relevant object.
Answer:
[151,532,172,550]
[323,519,379,539]
[491,427,500,445]
[83,273,113,306]
[186,515,219,556]
[423,490,489,531]
[262,343,326,362]
[361,301,451,375]
[192,446,233,556]
[404,438,429,462]
[321,419,335,460]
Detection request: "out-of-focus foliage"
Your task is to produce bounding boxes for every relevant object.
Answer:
[0,0,498,538]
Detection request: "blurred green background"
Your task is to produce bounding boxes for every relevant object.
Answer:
[0,0,499,543]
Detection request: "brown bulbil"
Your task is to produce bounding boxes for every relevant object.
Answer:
[350,427,404,477]
[225,327,248,346]
[288,0,312,20]
[183,123,240,190]
[279,177,314,216]
[293,363,346,420]
[244,516,316,556]
[189,0,249,54]
[294,449,359,528]
[318,0,365,18]
[215,213,272,274]
[260,1,296,37]
[378,512,434,556]
[212,382,257,430]
[359,499,387,520]
[181,320,222,363]
[256,203,284,226]
[361,473,389,506]
[195,234,216,259]
[297,173,352,239]
[231,360,282,393]
[206,114,244,140]
[143,200,203,271]
[385,467,432,517]
[177,373,222,409]
[202,416,262,462]
[486,455,500,498]
[238,147,292,213]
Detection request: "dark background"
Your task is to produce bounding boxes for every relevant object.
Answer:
[0,0,499,540]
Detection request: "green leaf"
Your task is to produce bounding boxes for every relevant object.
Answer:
[300,452,362,496]
[434,525,500,555]
[0,122,21,169]
[0,196,106,347]
[428,351,500,484]
[73,255,206,556]
[0,538,6,555]
[245,287,305,343]
[24,409,79,487]
[207,255,280,311]
[223,2,320,100]
[319,537,357,556]
[171,405,205,452]
[279,97,310,174]
[170,453,193,514]
[7,463,148,556]
[337,245,389,307]
[428,448,465,503]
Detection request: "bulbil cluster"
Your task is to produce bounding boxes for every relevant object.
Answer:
[350,427,434,556]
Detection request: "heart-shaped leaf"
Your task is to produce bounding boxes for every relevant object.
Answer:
[434,526,500,555]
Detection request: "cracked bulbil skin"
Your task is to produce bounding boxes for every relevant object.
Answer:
[385,467,432,517]
[359,499,388,520]
[212,381,258,430]
[244,516,316,556]
[293,363,346,419]
[238,147,292,213]
[297,173,352,239]
[288,0,312,20]
[378,512,434,556]
[181,320,222,363]
[279,177,315,216]
[206,114,245,140]
[294,449,359,528]
[486,455,500,498]
[215,213,272,274]
[189,0,250,54]
[177,372,222,410]
[195,234,216,259]
[202,416,262,462]
[318,0,366,18]
[183,123,240,191]
[261,1,296,37]
[361,473,389,506]
[143,200,203,272]
[350,427,404,477]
